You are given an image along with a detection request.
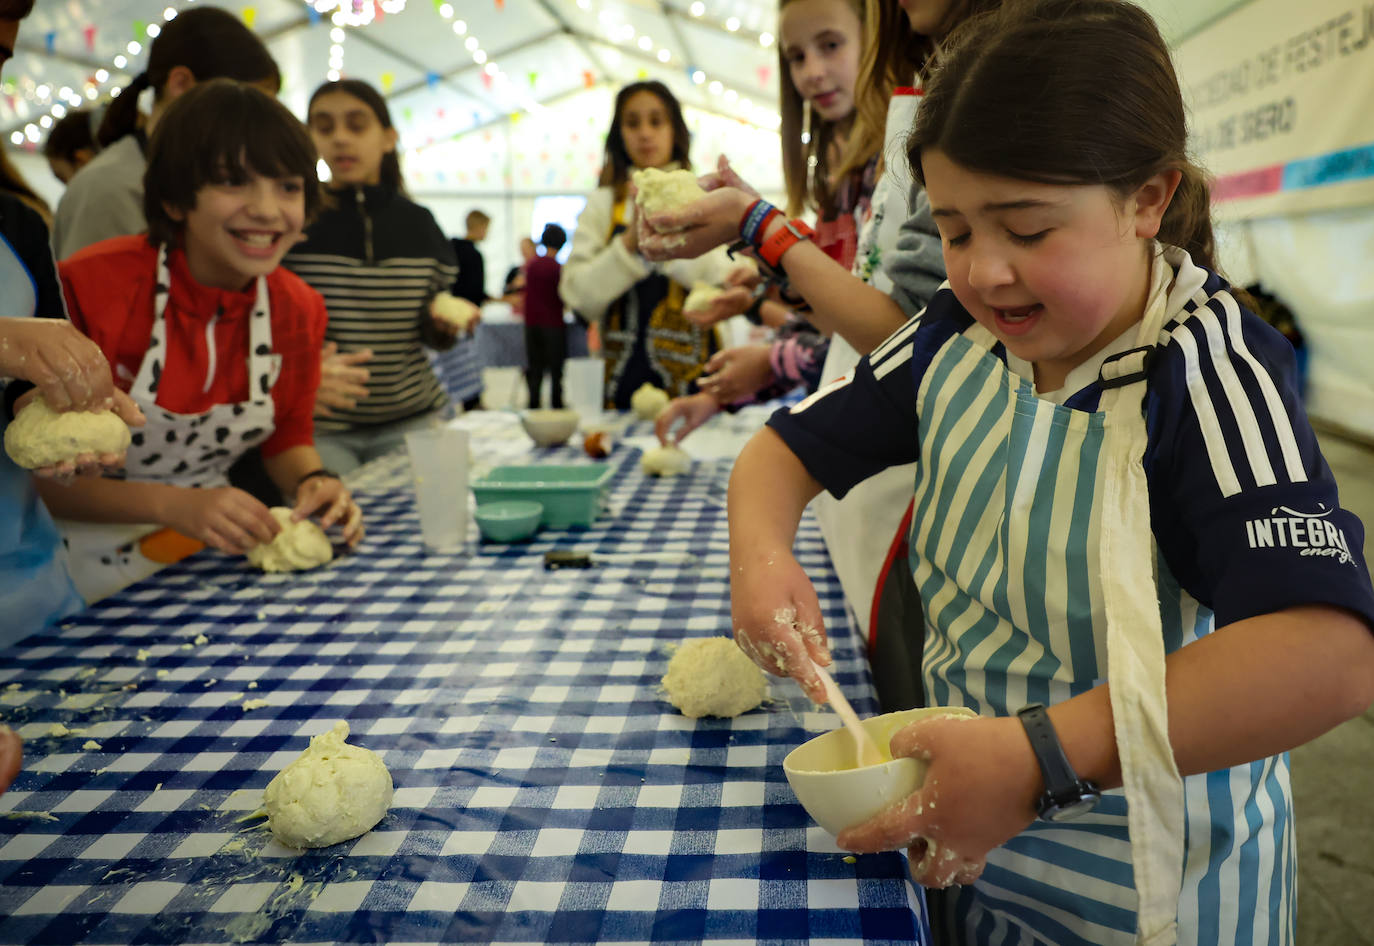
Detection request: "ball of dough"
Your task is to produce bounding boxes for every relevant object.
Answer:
[245,507,333,573]
[3,394,131,469]
[431,291,480,331]
[630,383,670,421]
[663,637,768,718]
[264,720,393,849]
[633,167,707,229]
[683,282,724,314]
[641,444,691,477]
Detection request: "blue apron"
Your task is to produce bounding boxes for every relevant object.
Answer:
[910,250,1293,945]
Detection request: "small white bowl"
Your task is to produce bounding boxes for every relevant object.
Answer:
[519,409,580,447]
[783,705,977,836]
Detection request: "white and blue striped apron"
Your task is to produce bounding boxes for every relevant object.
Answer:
[911,250,1293,945]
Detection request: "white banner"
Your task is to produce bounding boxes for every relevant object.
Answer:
[1176,0,1374,220]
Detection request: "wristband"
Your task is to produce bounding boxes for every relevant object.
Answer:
[758,218,814,272]
[739,199,781,246]
[296,468,340,489]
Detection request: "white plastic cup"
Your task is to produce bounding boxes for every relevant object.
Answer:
[404,426,469,550]
[565,357,604,416]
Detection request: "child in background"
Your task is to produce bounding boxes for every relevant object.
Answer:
[523,224,569,409]
[52,5,280,259]
[286,79,474,472]
[728,2,1374,942]
[41,80,362,600]
[654,0,874,441]
[560,80,739,409]
[43,109,99,184]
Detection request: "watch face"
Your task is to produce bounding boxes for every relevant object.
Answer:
[1043,791,1101,822]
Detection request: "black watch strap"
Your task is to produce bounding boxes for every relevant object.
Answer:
[1018,704,1080,799]
[297,468,340,489]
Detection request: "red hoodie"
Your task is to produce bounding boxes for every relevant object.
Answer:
[59,235,327,458]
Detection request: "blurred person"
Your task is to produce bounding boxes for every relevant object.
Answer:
[0,145,51,225]
[43,108,99,184]
[452,209,492,306]
[523,224,569,409]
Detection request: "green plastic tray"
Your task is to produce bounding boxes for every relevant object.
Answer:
[470,464,614,529]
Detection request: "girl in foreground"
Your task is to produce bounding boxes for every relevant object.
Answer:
[728,1,1374,942]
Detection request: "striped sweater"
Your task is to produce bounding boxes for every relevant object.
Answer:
[284,184,461,430]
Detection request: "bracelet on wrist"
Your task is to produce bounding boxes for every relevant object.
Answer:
[739,199,780,247]
[296,468,340,489]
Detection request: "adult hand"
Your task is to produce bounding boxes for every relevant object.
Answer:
[0,316,116,412]
[639,187,754,262]
[293,475,364,547]
[655,392,720,445]
[836,714,1041,888]
[15,386,146,480]
[729,548,830,703]
[0,725,21,795]
[162,486,280,555]
[683,287,753,327]
[697,345,773,403]
[315,342,372,417]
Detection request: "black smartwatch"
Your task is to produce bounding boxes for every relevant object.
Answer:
[1016,703,1101,822]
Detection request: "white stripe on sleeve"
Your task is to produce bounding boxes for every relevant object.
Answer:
[1173,326,1242,497]
[1194,303,1278,489]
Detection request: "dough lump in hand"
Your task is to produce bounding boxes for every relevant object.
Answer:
[641,444,691,477]
[630,383,670,421]
[682,282,723,314]
[264,720,393,849]
[245,507,333,572]
[632,168,707,229]
[663,637,768,718]
[431,291,480,331]
[3,394,131,469]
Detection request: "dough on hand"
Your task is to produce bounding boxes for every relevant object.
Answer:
[245,507,333,572]
[641,444,691,477]
[3,394,131,469]
[683,282,724,314]
[632,168,707,229]
[663,637,768,718]
[431,291,480,331]
[264,720,392,849]
[630,383,670,421]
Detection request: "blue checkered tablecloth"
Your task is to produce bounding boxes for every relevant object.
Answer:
[0,411,929,945]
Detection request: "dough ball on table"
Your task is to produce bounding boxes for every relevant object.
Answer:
[246,507,333,572]
[3,394,131,469]
[683,282,723,314]
[632,168,706,229]
[431,291,480,331]
[663,637,768,718]
[641,444,691,477]
[264,721,393,849]
[630,383,670,421]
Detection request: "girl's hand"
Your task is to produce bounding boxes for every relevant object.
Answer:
[293,475,364,547]
[836,714,1042,888]
[0,316,116,412]
[698,345,773,403]
[699,155,760,199]
[315,342,372,417]
[730,548,831,703]
[18,387,146,480]
[724,263,761,291]
[640,187,755,262]
[684,287,753,327]
[163,486,281,555]
[655,391,720,445]
[0,724,21,795]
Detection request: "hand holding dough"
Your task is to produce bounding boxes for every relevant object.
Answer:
[264,721,392,849]
[682,282,724,314]
[430,291,480,332]
[641,444,692,477]
[3,393,131,469]
[245,507,333,572]
[630,383,670,421]
[633,168,707,231]
[662,637,768,718]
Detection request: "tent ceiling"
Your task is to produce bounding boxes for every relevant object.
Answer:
[3,0,1249,152]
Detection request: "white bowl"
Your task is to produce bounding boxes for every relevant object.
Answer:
[519,409,580,447]
[783,705,977,836]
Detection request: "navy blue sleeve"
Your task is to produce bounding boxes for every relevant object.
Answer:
[766,313,925,499]
[1145,292,1374,632]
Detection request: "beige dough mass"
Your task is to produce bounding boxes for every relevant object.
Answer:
[632,168,707,228]
[245,507,333,572]
[630,383,670,421]
[3,394,131,469]
[264,720,393,849]
[431,291,480,331]
[683,282,724,313]
[662,637,768,718]
[641,444,691,476]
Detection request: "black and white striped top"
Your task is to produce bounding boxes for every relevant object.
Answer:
[284,184,461,431]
